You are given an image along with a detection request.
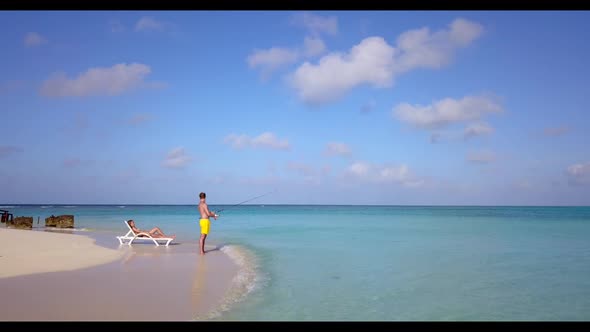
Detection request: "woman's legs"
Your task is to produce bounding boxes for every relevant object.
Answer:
[149,227,164,236]
[149,227,175,239]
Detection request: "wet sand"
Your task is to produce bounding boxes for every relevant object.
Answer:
[0,228,240,321]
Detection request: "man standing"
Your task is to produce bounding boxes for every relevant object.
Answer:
[198,192,218,255]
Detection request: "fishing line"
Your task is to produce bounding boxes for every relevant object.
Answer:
[215,189,276,214]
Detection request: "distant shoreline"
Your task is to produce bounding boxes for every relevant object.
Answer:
[2,204,589,207]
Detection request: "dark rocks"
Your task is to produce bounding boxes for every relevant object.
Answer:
[45,215,74,228]
[1,210,13,223]
[6,217,33,229]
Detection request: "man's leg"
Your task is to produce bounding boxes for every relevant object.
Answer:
[199,234,207,255]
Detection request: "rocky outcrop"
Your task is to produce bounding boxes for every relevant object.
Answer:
[1,210,13,224]
[45,215,74,228]
[6,217,33,229]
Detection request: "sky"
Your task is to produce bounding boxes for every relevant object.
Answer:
[1,11,589,205]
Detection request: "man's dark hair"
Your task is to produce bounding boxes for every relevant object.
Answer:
[199,192,206,199]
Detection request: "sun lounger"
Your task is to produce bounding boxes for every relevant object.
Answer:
[116,220,173,247]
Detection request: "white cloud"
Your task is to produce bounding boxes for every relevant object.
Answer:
[393,95,503,130]
[566,162,590,186]
[394,18,483,72]
[289,37,395,105]
[345,161,423,187]
[247,47,300,77]
[247,37,327,78]
[290,12,338,36]
[543,126,570,137]
[246,13,333,78]
[288,18,483,105]
[466,150,496,164]
[162,147,192,169]
[24,32,47,47]
[323,142,352,157]
[40,63,155,97]
[464,122,495,140]
[303,36,326,57]
[135,16,164,31]
[249,132,291,150]
[448,18,485,46]
[0,146,23,158]
[224,132,290,151]
[349,161,371,177]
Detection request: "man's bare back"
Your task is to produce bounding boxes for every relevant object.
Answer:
[199,202,210,219]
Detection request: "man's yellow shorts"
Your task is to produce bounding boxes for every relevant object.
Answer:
[199,218,210,235]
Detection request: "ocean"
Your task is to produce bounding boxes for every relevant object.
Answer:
[2,204,590,321]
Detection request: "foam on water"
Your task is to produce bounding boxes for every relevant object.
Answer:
[193,244,266,320]
[41,227,92,232]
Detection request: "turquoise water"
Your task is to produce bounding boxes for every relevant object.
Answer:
[3,205,590,320]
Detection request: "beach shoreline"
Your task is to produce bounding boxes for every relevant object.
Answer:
[0,228,125,279]
[0,227,253,321]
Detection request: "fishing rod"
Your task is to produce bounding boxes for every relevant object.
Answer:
[215,189,276,214]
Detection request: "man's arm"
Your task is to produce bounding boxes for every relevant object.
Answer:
[205,204,218,220]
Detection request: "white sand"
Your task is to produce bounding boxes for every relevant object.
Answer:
[0,229,241,320]
[0,228,125,279]
[0,228,243,320]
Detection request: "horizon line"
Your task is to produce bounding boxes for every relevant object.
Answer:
[1,204,589,208]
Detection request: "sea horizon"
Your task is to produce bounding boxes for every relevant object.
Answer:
[2,203,589,207]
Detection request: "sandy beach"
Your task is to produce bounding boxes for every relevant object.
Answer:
[0,228,124,279]
[0,228,241,321]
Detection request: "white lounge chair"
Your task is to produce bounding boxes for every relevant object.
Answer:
[116,220,174,247]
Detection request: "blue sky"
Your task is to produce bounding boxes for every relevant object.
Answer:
[1,11,589,205]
